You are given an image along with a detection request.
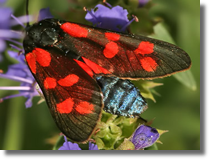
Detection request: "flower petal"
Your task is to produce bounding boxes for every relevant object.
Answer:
[0,0,6,3]
[85,4,130,32]
[0,39,6,52]
[0,29,23,39]
[0,7,13,29]
[130,125,160,149]
[58,141,81,150]
[38,8,53,21]
[89,142,98,150]
[7,50,25,63]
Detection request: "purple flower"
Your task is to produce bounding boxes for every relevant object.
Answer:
[58,136,98,150]
[0,1,26,61]
[38,8,53,21]
[130,125,159,150]
[0,3,13,61]
[89,142,98,150]
[0,7,54,108]
[138,0,150,7]
[58,136,81,150]
[0,51,39,108]
[0,0,6,3]
[85,2,137,32]
[0,5,52,61]
[0,6,12,29]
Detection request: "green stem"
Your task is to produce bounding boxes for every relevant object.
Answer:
[3,98,25,150]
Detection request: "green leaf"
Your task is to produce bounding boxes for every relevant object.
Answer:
[52,135,64,150]
[95,137,104,150]
[151,23,175,44]
[173,70,197,90]
[116,138,135,150]
[132,80,162,102]
[110,124,122,135]
[150,23,196,90]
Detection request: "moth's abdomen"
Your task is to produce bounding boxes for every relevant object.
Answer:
[96,76,148,118]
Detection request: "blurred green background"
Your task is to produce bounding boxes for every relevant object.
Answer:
[0,0,200,150]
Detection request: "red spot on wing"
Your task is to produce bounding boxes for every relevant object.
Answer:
[82,57,111,74]
[75,101,94,114]
[60,22,88,38]
[57,98,74,114]
[140,57,158,72]
[25,48,51,74]
[25,52,36,74]
[33,48,51,67]
[58,74,79,87]
[134,41,154,55]
[103,42,119,58]
[44,77,57,89]
[105,32,120,41]
[74,59,94,77]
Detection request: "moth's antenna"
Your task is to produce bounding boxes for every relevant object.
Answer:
[26,0,30,27]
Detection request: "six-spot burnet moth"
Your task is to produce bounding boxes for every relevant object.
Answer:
[23,0,191,142]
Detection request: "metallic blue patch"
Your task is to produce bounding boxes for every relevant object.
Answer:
[96,76,147,118]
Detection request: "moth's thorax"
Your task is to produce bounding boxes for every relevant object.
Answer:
[23,18,64,53]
